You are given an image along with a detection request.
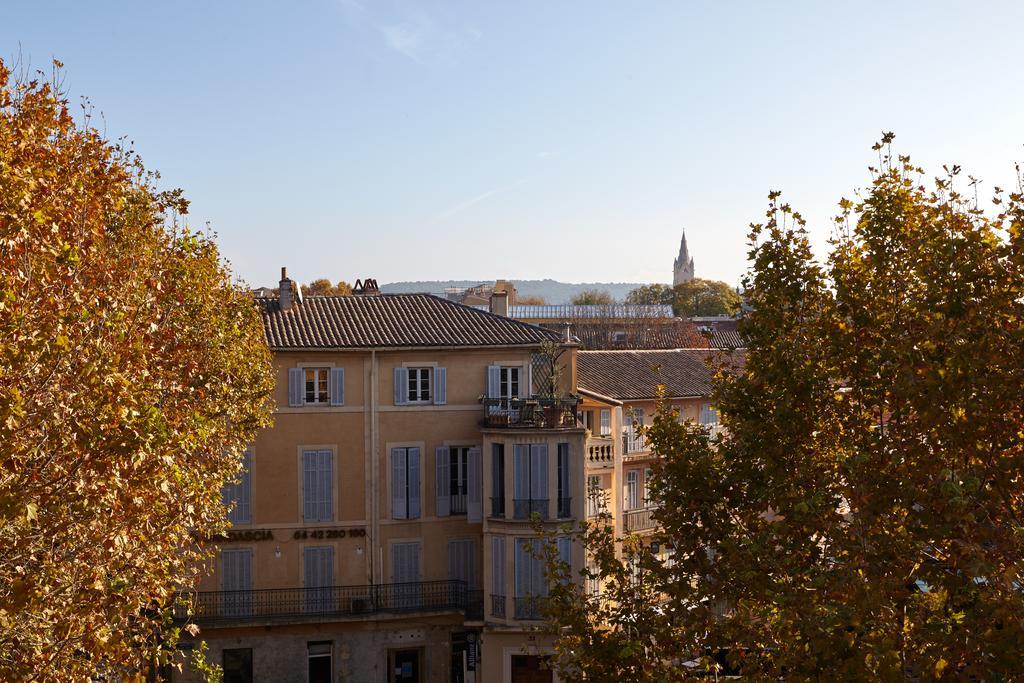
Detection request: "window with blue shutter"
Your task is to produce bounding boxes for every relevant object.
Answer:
[329,368,345,406]
[393,367,409,405]
[223,448,252,525]
[288,368,303,407]
[391,447,421,519]
[512,444,549,520]
[392,541,422,609]
[433,367,447,405]
[304,546,335,613]
[448,539,476,588]
[436,446,450,517]
[302,449,333,522]
[221,548,252,617]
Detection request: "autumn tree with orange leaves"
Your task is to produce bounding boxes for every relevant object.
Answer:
[0,61,274,680]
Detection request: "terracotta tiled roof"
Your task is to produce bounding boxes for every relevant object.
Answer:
[257,294,562,349]
[576,349,745,400]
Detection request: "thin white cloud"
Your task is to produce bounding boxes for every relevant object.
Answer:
[334,2,480,64]
[427,179,528,227]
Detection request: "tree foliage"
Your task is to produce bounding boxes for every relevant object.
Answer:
[0,61,274,680]
[303,278,352,296]
[572,288,614,305]
[625,283,674,306]
[543,137,1024,679]
[517,294,547,305]
[670,277,741,317]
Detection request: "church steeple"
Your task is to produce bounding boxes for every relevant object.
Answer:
[673,230,695,285]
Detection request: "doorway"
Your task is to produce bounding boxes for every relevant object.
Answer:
[307,641,332,683]
[511,654,552,683]
[391,648,421,683]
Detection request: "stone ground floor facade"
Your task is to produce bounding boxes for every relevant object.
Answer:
[176,618,559,683]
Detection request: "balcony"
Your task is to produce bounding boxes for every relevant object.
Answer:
[513,498,550,520]
[623,432,647,455]
[491,593,506,618]
[174,580,475,627]
[586,435,614,467]
[482,396,581,429]
[623,507,657,532]
[513,595,549,620]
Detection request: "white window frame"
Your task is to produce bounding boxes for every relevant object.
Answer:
[499,366,520,400]
[625,470,639,511]
[599,409,611,436]
[407,367,432,403]
[304,367,330,405]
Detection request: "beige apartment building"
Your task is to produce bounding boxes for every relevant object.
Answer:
[178,274,584,683]
[575,349,729,542]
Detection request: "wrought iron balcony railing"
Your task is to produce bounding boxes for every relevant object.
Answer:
[513,595,549,620]
[557,496,572,519]
[482,396,581,429]
[513,498,550,520]
[491,593,506,618]
[490,496,506,518]
[174,580,473,626]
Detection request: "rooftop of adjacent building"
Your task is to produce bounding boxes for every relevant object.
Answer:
[258,268,562,350]
[576,348,745,400]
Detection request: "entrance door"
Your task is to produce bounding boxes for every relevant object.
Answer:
[392,649,420,683]
[511,655,552,683]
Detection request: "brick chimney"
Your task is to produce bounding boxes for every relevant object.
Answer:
[279,267,294,311]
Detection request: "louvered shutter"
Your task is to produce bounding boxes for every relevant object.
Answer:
[436,447,450,517]
[319,450,332,521]
[321,546,334,587]
[513,445,529,504]
[531,445,548,516]
[467,447,482,522]
[557,443,569,510]
[302,450,317,521]
[237,448,252,523]
[407,448,421,519]
[514,538,529,598]
[433,367,447,405]
[329,368,345,406]
[288,368,303,406]
[491,536,505,595]
[394,367,409,406]
[391,449,407,519]
[557,536,571,585]
[486,365,501,398]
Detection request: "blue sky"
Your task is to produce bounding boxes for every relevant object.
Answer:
[4,1,1023,288]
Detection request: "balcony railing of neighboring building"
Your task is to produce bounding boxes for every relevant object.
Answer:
[513,595,549,620]
[586,436,614,467]
[481,396,581,429]
[623,507,657,532]
[557,497,572,519]
[513,498,550,520]
[174,580,473,627]
[490,593,506,618]
[450,492,468,515]
[623,431,647,455]
[490,496,505,518]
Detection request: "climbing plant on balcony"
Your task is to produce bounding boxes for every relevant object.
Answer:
[541,135,1024,679]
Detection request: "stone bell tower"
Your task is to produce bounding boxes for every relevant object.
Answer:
[673,230,695,286]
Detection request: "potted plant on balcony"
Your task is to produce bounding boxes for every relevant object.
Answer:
[536,339,569,427]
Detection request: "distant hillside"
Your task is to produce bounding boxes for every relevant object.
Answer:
[380,279,654,304]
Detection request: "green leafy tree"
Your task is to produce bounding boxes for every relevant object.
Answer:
[542,136,1024,679]
[625,283,674,305]
[572,288,614,305]
[303,278,352,296]
[670,278,741,317]
[0,61,274,680]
